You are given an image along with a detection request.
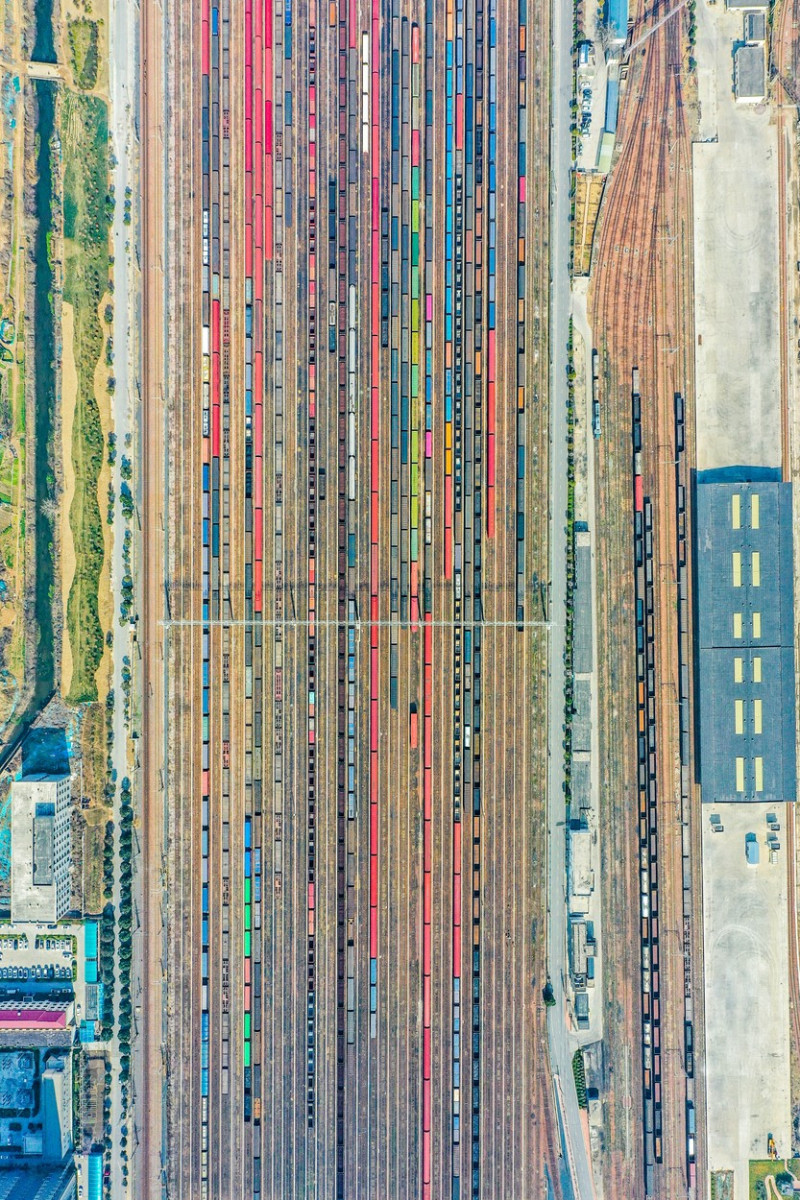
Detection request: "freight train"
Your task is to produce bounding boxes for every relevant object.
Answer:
[633,377,699,1196]
[200,0,226,1189]
[675,391,699,1193]
[196,0,531,1192]
[333,1,352,1191]
[632,368,662,1192]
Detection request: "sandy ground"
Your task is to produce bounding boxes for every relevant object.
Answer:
[60,301,78,697]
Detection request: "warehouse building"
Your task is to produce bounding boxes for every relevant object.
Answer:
[695,477,796,804]
[744,11,767,41]
[734,43,766,102]
[10,775,71,925]
[568,824,594,915]
[573,535,593,675]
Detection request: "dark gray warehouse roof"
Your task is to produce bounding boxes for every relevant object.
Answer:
[695,480,796,804]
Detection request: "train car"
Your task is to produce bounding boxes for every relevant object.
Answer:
[645,1162,655,1197]
[675,390,685,450]
[634,470,643,514]
[685,1019,694,1077]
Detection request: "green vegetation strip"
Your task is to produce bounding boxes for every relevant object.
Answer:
[99,901,114,1038]
[62,92,112,703]
[572,1048,588,1109]
[72,1050,81,1144]
[68,20,100,91]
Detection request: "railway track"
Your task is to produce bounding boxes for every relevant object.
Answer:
[591,0,697,1192]
[154,0,545,1195]
[162,0,204,1192]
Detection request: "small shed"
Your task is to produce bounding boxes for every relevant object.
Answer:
[577,40,595,67]
[745,832,760,866]
[575,991,590,1028]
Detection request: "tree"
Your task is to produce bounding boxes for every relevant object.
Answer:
[596,19,619,55]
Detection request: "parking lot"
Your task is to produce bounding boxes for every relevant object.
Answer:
[0,921,88,1020]
[575,46,608,171]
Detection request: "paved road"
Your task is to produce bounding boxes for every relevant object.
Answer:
[546,0,597,1193]
[107,0,138,1194]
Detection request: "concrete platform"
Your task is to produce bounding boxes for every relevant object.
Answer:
[702,801,791,1197]
[693,0,781,471]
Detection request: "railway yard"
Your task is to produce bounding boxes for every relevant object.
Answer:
[1,0,800,1193]
[140,0,555,1194]
[131,0,800,1192]
[585,1,702,1194]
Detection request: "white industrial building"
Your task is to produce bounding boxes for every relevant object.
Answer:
[10,776,72,924]
[568,825,594,915]
[39,1054,72,1161]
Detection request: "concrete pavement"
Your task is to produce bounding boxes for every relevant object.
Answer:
[546,0,597,1192]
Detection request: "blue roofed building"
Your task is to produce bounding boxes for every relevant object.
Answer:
[604,0,629,45]
[695,477,796,805]
[0,1167,75,1199]
[83,922,98,961]
[604,78,620,135]
[86,1152,103,1200]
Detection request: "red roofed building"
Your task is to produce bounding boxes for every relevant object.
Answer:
[0,1000,70,1030]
